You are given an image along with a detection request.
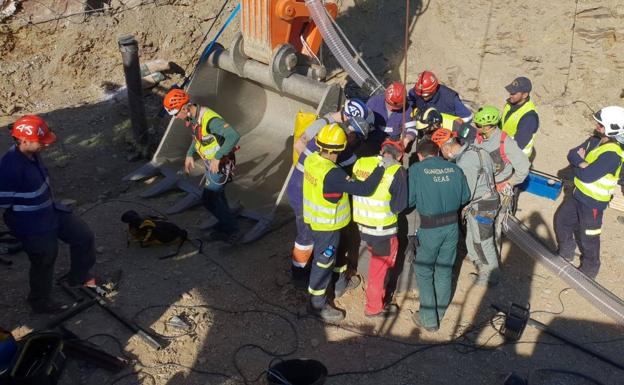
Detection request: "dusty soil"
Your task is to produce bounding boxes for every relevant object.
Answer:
[1,0,624,384]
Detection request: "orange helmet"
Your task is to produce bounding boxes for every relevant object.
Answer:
[11,115,57,145]
[163,89,190,116]
[414,70,439,96]
[431,128,453,148]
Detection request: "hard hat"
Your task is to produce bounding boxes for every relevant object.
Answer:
[381,138,404,159]
[343,98,369,120]
[593,106,624,137]
[385,82,406,109]
[163,88,190,116]
[11,115,57,145]
[415,107,443,130]
[316,123,347,152]
[413,70,439,96]
[346,116,370,139]
[431,128,453,148]
[474,105,501,127]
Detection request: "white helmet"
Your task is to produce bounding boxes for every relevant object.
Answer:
[593,106,624,137]
[616,132,624,145]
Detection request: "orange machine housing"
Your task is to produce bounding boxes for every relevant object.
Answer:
[241,0,338,65]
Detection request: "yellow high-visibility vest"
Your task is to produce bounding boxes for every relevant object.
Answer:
[502,100,537,157]
[303,152,351,231]
[574,142,623,202]
[352,156,400,236]
[193,108,223,160]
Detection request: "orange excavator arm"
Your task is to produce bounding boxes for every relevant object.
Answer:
[241,0,338,64]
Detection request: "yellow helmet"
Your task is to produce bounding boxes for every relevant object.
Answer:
[316,123,347,152]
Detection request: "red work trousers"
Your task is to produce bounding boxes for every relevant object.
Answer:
[365,236,398,315]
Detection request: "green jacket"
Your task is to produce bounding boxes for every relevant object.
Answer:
[408,156,470,216]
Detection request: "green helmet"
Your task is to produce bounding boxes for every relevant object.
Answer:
[474,105,501,126]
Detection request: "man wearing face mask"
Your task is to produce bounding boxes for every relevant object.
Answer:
[472,106,530,253]
[554,106,624,278]
[432,129,500,286]
[163,89,241,244]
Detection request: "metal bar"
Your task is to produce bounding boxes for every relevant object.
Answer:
[118,35,149,156]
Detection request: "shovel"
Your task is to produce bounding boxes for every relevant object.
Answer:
[242,164,295,244]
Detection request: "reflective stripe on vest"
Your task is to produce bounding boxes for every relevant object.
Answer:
[502,100,537,157]
[303,153,351,231]
[574,142,624,202]
[193,108,223,160]
[351,156,400,229]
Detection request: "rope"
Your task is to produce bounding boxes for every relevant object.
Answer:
[401,0,410,135]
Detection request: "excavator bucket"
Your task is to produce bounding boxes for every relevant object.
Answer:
[124,45,341,228]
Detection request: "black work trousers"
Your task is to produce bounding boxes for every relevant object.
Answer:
[19,212,96,306]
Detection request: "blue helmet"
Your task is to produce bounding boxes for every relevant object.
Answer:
[342,98,368,120]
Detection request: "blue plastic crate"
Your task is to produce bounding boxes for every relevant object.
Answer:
[517,170,562,201]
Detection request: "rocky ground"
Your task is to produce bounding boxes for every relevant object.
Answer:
[1,0,623,384]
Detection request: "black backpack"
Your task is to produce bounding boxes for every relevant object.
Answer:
[121,210,188,259]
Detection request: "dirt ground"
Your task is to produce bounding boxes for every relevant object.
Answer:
[1,0,624,384]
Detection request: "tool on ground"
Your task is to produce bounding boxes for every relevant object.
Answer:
[242,164,295,244]
[498,302,530,342]
[5,331,66,385]
[492,303,624,371]
[78,286,167,351]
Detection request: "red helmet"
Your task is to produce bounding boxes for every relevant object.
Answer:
[384,82,406,109]
[11,115,57,145]
[163,89,190,116]
[381,138,405,159]
[413,70,439,96]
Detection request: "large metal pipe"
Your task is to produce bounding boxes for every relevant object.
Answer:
[205,47,335,107]
[118,35,148,156]
[504,216,624,326]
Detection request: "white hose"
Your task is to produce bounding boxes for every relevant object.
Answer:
[306,0,381,94]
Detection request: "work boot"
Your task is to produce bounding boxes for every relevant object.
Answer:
[307,303,345,322]
[29,299,67,315]
[334,275,361,298]
[579,264,599,279]
[411,311,439,332]
[365,303,400,319]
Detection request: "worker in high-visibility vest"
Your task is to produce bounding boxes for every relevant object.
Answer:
[303,124,385,321]
[352,139,407,318]
[288,99,372,289]
[403,107,477,150]
[554,106,624,278]
[501,76,539,159]
[163,89,241,244]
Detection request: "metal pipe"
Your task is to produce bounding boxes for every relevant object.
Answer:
[118,35,149,156]
[206,48,333,105]
[504,216,624,325]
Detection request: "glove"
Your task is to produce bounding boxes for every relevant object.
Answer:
[496,182,514,196]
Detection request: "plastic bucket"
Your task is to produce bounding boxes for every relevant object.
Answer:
[266,359,327,385]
